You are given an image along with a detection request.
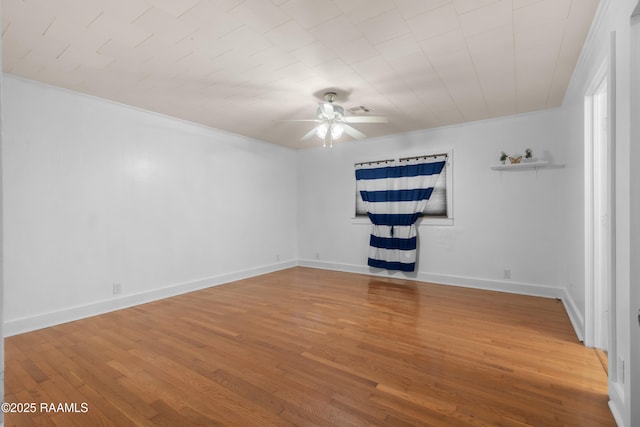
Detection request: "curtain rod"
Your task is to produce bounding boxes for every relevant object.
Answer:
[399,153,448,162]
[354,159,395,167]
[355,153,448,167]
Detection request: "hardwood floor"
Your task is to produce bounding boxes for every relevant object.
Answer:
[595,349,609,376]
[5,267,614,426]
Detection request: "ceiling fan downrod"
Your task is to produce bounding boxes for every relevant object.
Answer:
[324,92,337,103]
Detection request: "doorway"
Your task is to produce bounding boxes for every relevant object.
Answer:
[584,61,612,354]
[592,76,610,352]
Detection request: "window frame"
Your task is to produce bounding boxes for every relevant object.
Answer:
[352,150,454,226]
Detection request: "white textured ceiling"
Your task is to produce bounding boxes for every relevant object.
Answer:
[2,0,599,148]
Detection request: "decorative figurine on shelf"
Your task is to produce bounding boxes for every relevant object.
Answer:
[525,148,533,162]
[509,155,522,164]
[500,151,508,164]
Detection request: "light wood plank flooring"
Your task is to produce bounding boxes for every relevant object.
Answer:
[5,267,614,426]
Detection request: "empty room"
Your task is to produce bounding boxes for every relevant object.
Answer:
[1,0,639,426]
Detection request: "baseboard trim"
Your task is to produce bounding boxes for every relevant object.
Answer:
[607,381,625,427]
[609,400,625,427]
[4,260,297,337]
[298,259,586,340]
[559,289,585,342]
[298,259,564,298]
[5,259,585,342]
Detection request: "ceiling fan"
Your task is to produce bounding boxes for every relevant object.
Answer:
[282,92,388,147]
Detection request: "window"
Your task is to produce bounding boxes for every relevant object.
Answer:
[354,152,453,225]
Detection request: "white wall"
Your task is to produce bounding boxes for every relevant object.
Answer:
[560,0,637,425]
[297,109,573,304]
[3,2,636,423]
[2,75,298,335]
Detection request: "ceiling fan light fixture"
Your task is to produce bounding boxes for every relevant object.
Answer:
[316,123,329,139]
[332,123,344,139]
[315,122,344,141]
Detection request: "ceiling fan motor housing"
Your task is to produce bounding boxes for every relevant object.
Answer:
[324,91,337,102]
[317,104,344,120]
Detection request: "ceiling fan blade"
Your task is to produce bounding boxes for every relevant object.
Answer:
[343,115,388,123]
[342,124,366,140]
[301,127,318,141]
[274,119,320,123]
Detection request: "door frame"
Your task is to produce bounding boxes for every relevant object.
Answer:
[628,4,640,426]
[584,47,617,371]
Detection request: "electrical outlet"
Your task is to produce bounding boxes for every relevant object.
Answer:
[503,269,511,280]
[316,252,320,260]
[276,254,280,262]
[113,283,122,295]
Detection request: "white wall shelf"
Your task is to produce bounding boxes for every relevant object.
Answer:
[490,160,564,171]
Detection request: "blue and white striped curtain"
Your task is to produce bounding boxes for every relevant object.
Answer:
[355,157,446,272]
